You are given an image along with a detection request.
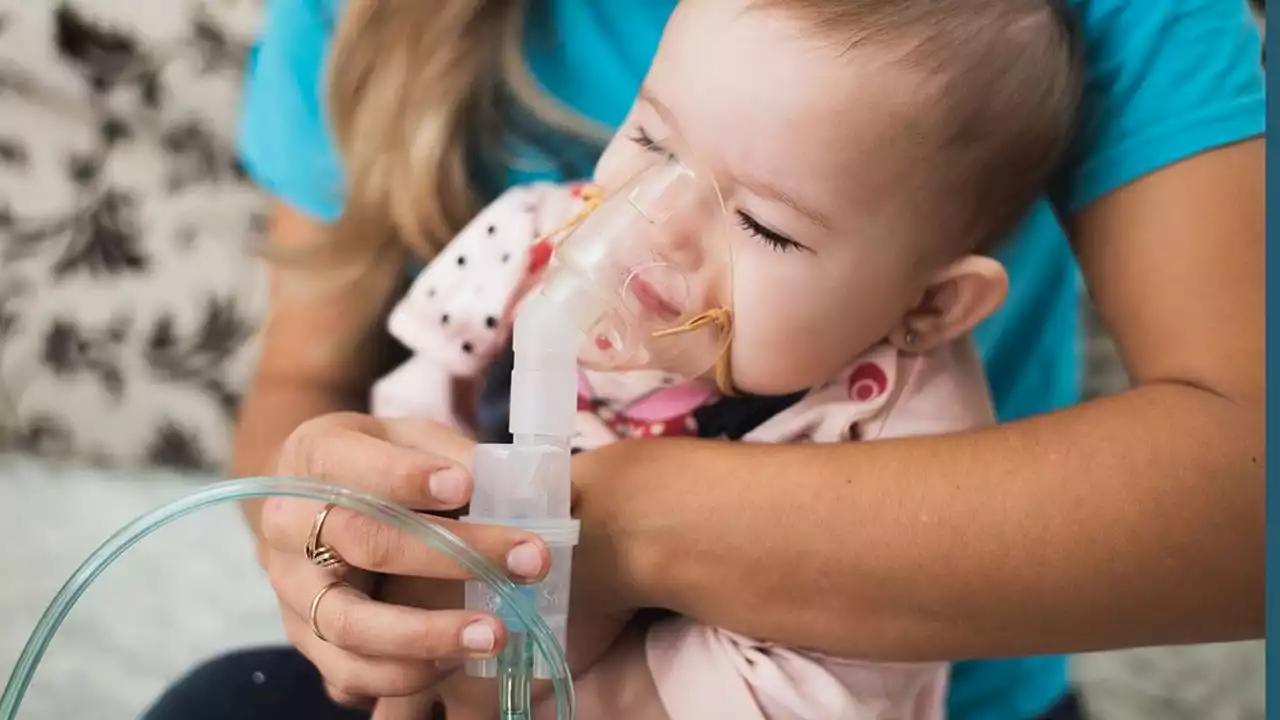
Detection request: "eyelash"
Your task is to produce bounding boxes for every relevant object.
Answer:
[626,127,804,254]
[736,212,801,253]
[627,128,670,157]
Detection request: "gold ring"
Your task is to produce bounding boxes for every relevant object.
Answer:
[305,503,347,570]
[309,580,352,643]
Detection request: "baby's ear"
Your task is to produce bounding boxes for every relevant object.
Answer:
[889,255,1008,352]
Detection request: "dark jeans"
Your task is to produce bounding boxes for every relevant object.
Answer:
[142,646,1087,720]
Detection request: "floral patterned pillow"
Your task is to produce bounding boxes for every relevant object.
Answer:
[0,0,268,471]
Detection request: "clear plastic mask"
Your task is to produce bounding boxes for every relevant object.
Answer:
[537,147,735,389]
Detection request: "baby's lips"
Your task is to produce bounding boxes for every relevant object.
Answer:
[623,266,688,323]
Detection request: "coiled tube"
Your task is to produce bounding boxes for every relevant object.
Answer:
[0,477,574,720]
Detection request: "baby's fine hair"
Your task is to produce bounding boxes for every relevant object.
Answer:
[757,0,1085,253]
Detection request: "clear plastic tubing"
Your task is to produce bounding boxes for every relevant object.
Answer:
[0,477,575,720]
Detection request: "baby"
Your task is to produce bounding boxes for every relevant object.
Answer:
[373,0,1082,717]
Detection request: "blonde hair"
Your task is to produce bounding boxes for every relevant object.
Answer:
[322,0,607,270]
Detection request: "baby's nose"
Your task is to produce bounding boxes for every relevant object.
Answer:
[649,219,706,269]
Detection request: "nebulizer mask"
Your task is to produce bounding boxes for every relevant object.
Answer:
[455,140,735,714]
[539,146,737,391]
[0,138,733,720]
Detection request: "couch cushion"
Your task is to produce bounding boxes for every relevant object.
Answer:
[0,0,268,471]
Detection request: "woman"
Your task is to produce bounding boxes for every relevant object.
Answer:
[144,1,1265,719]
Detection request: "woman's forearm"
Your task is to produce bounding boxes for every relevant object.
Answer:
[587,382,1263,661]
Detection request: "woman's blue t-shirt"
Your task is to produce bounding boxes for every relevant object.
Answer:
[237,2,1264,718]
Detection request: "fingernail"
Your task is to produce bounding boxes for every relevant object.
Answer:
[461,621,496,654]
[429,468,469,506]
[506,542,545,580]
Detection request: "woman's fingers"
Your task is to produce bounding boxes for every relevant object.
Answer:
[262,501,551,581]
[311,582,506,661]
[324,683,374,712]
[379,416,480,467]
[371,692,442,720]
[271,556,507,661]
[281,610,444,701]
[264,412,552,578]
[278,413,475,511]
[257,412,533,707]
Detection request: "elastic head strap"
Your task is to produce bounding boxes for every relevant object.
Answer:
[535,184,605,247]
[652,307,737,396]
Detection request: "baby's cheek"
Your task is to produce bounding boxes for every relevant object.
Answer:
[728,304,824,394]
[730,286,880,395]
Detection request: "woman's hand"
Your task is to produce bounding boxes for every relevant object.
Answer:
[370,445,653,720]
[257,412,554,707]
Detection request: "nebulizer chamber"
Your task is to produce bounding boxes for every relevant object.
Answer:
[1,153,731,720]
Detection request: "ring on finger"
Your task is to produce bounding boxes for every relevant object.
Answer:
[305,502,347,570]
[309,580,353,643]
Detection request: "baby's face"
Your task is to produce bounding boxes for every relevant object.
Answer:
[594,0,942,395]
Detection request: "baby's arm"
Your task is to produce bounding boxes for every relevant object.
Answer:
[370,182,581,426]
[540,621,672,720]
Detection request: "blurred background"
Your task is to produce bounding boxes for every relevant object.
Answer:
[0,1,1267,718]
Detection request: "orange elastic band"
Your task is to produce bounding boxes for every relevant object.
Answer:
[652,307,736,397]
